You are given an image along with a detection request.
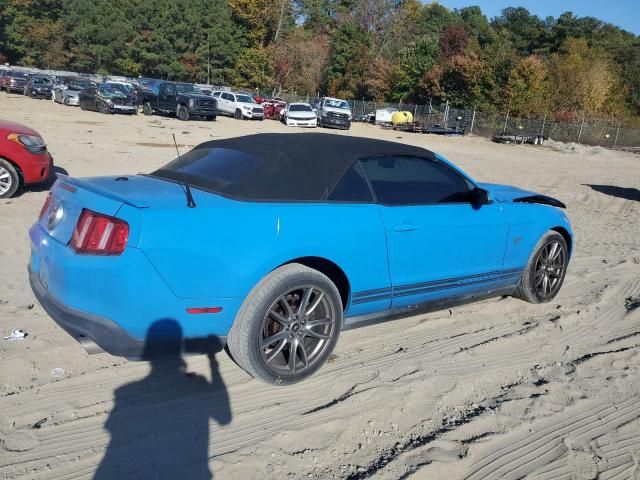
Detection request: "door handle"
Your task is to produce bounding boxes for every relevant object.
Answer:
[393,223,417,232]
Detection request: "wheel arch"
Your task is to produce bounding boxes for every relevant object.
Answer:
[551,226,572,256]
[280,256,350,309]
[0,155,24,182]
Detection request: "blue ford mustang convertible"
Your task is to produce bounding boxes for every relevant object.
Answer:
[29,133,572,384]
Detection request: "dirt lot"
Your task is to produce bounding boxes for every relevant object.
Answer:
[1,93,639,480]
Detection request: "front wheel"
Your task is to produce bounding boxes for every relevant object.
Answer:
[0,158,20,198]
[227,264,343,385]
[515,231,568,303]
[234,109,242,120]
[177,105,190,121]
[142,102,153,116]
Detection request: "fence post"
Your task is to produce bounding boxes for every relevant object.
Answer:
[614,121,621,145]
[502,110,509,134]
[540,114,546,136]
[469,108,476,135]
[577,116,585,143]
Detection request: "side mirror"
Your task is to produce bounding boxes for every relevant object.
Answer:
[470,187,490,206]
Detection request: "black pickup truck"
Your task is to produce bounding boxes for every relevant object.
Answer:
[140,81,217,121]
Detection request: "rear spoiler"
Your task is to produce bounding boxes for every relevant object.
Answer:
[56,174,149,208]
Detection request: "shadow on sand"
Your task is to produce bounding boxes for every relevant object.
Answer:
[95,319,231,480]
[585,184,640,202]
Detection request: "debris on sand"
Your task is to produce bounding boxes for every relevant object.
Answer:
[624,297,640,312]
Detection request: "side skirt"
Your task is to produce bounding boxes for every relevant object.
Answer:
[343,286,517,331]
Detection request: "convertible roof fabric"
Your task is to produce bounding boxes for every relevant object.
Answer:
[187,133,435,201]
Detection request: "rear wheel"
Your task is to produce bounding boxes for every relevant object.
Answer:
[0,159,20,199]
[228,263,342,385]
[515,231,568,303]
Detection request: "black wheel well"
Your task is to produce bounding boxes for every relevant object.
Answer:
[552,226,572,255]
[284,256,350,308]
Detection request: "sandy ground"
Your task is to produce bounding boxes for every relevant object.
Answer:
[0,93,639,480]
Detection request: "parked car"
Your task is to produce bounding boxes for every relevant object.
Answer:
[216,92,264,120]
[282,103,317,127]
[105,81,138,109]
[52,77,95,106]
[29,133,572,384]
[79,84,137,114]
[316,97,352,130]
[140,82,217,121]
[0,70,29,93]
[0,119,53,198]
[139,78,162,95]
[23,75,54,99]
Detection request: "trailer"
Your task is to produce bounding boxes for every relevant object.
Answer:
[492,132,547,145]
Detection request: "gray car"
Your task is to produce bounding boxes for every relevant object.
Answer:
[52,85,82,106]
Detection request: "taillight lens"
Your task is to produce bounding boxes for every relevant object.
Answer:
[70,209,129,255]
[39,193,52,220]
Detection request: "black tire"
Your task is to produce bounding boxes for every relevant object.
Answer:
[80,100,86,111]
[143,102,153,116]
[63,96,69,105]
[234,109,242,120]
[99,102,111,114]
[177,105,190,121]
[205,115,216,121]
[0,158,20,199]
[515,230,568,303]
[227,263,343,385]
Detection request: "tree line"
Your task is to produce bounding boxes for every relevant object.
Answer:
[1,0,639,118]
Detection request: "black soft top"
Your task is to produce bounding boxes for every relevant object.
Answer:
[153,133,435,201]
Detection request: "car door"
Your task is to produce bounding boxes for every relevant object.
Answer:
[360,156,510,310]
[159,83,177,111]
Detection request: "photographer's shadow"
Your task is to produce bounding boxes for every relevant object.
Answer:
[95,319,231,480]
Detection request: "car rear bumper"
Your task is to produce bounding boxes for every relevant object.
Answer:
[29,266,148,357]
[28,221,235,357]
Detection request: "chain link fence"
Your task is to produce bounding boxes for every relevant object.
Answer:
[265,92,639,148]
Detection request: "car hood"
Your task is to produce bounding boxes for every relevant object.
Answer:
[177,93,212,101]
[0,119,42,137]
[287,110,315,118]
[237,102,262,108]
[322,105,352,118]
[478,182,566,208]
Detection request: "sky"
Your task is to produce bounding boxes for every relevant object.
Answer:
[438,0,640,35]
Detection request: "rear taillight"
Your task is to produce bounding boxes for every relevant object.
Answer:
[70,209,129,255]
[39,193,52,220]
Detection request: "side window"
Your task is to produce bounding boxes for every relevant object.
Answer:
[361,156,471,205]
[213,91,221,97]
[221,92,231,101]
[328,163,373,202]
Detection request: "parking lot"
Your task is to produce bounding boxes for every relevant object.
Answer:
[1,92,640,479]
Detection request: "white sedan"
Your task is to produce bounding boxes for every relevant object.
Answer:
[283,103,317,128]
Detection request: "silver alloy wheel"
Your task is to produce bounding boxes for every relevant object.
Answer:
[259,286,336,376]
[0,166,13,196]
[534,240,566,298]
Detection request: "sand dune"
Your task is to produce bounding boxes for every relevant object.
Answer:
[1,94,638,479]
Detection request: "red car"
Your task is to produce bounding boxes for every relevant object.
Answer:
[0,120,53,198]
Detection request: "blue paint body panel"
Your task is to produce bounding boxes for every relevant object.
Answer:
[29,156,573,352]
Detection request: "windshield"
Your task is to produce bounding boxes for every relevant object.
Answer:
[176,84,203,95]
[33,77,52,84]
[236,94,255,104]
[11,72,28,79]
[289,104,313,112]
[76,79,95,89]
[325,99,349,109]
[108,83,131,95]
[98,86,123,97]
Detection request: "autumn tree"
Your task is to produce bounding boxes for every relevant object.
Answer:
[506,55,550,116]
